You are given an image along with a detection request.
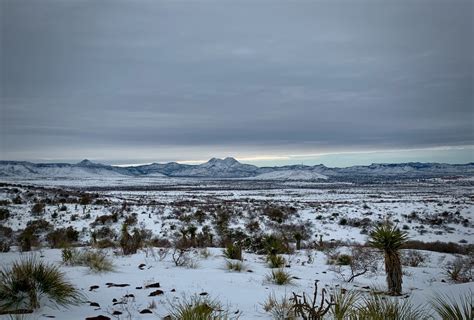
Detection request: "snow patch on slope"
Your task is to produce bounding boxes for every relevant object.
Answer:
[251,170,328,180]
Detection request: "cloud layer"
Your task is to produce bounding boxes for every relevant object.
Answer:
[1,0,473,164]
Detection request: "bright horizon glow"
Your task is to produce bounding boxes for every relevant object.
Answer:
[9,145,471,168]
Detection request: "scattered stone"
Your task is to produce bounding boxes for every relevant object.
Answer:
[145,282,160,288]
[89,302,100,308]
[124,294,135,298]
[136,286,143,290]
[112,311,122,316]
[106,283,130,288]
[362,286,370,290]
[170,289,176,292]
[149,290,164,296]
[89,285,99,291]
[199,292,208,296]
[85,316,110,320]
[138,263,146,270]
[292,276,301,280]
[162,315,171,320]
[112,299,117,303]
[140,309,153,314]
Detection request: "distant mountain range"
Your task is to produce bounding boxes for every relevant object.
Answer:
[1,157,473,181]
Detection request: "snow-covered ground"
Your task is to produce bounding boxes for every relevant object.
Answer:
[0,179,472,319]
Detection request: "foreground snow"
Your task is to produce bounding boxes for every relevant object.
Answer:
[0,247,471,319]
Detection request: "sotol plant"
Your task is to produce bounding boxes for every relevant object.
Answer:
[0,256,83,311]
[368,223,408,295]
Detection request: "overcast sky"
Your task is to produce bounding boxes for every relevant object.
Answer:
[1,0,473,166]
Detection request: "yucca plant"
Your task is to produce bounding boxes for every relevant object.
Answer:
[0,256,83,311]
[331,288,360,320]
[223,243,242,261]
[431,291,473,320]
[167,294,236,320]
[267,254,286,268]
[355,294,430,320]
[262,292,296,320]
[266,269,293,285]
[368,223,408,295]
[225,260,245,272]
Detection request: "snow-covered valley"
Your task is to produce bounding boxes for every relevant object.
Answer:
[0,178,472,319]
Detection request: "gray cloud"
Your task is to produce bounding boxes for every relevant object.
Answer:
[1,0,473,163]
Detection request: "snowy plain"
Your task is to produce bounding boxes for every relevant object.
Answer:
[0,176,472,319]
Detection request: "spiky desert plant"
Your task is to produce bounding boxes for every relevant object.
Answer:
[431,291,473,320]
[0,256,83,311]
[223,243,242,261]
[267,254,286,268]
[262,292,296,320]
[167,294,236,320]
[355,294,429,320]
[368,223,408,295]
[225,260,245,272]
[330,288,360,320]
[266,269,293,285]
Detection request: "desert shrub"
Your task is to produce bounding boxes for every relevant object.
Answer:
[223,243,242,261]
[0,256,83,311]
[262,292,295,320]
[124,214,138,226]
[355,294,430,320]
[119,224,142,255]
[401,250,429,267]
[431,291,472,320]
[0,226,13,238]
[25,219,52,232]
[92,213,118,226]
[330,287,360,320]
[0,208,10,220]
[445,256,473,283]
[402,240,473,255]
[172,239,192,267]
[266,269,293,285]
[17,229,37,252]
[46,227,79,248]
[267,254,286,268]
[95,238,116,248]
[0,241,10,253]
[31,203,45,216]
[167,294,236,320]
[336,254,352,266]
[226,260,245,272]
[61,248,114,273]
[262,234,291,255]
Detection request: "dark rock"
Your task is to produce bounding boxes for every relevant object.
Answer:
[136,286,143,290]
[140,309,153,314]
[89,302,100,308]
[138,263,146,270]
[145,282,160,288]
[89,285,99,291]
[106,283,130,288]
[199,292,208,296]
[112,311,122,315]
[148,290,164,296]
[85,316,110,320]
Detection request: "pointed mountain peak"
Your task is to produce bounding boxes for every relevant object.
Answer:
[77,159,98,166]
